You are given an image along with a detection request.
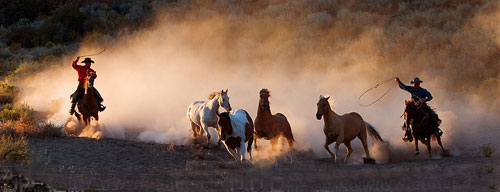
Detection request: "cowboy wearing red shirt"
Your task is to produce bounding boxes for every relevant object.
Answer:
[69,56,106,115]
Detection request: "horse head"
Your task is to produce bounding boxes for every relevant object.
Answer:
[218,89,232,112]
[259,89,271,111]
[316,95,331,120]
[217,112,232,141]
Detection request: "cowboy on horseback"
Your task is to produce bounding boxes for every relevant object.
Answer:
[69,56,106,115]
[395,77,442,142]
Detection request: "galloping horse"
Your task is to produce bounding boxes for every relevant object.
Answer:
[187,89,232,147]
[404,100,447,158]
[316,95,384,163]
[217,109,254,161]
[73,72,99,126]
[254,89,294,150]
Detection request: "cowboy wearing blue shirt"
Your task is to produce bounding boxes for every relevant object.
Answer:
[396,77,442,142]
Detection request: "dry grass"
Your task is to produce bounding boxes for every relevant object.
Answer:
[486,166,495,173]
[0,135,30,164]
[489,183,498,190]
[0,103,64,138]
[481,143,496,157]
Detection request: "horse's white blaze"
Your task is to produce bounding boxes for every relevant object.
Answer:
[223,109,252,161]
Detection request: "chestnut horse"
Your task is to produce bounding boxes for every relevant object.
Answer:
[74,72,99,126]
[404,100,447,158]
[254,89,294,150]
[217,109,254,161]
[316,95,384,163]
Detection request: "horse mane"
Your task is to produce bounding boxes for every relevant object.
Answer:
[208,92,220,100]
[260,89,270,96]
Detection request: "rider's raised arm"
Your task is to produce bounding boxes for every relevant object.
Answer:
[397,80,412,93]
[72,56,80,69]
[423,88,433,101]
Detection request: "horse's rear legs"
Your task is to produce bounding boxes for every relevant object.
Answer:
[190,122,200,137]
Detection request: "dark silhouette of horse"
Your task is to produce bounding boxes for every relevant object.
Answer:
[254,89,294,150]
[73,72,99,126]
[405,100,447,158]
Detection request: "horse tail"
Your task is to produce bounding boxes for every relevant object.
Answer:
[365,122,384,143]
[243,110,254,152]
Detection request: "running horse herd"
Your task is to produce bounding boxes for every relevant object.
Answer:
[71,56,448,164]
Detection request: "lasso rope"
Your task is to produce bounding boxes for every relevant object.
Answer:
[358,77,397,107]
[79,48,106,57]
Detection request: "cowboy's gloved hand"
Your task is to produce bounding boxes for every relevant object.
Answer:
[75,56,80,62]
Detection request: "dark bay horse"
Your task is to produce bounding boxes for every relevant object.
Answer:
[74,72,99,126]
[254,89,294,150]
[405,100,447,158]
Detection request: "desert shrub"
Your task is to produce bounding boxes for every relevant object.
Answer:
[481,143,496,157]
[37,123,64,138]
[0,135,30,164]
[0,49,12,59]
[486,166,495,173]
[0,107,20,121]
[44,41,54,48]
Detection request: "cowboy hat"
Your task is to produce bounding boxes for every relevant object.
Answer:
[81,57,94,63]
[410,77,423,84]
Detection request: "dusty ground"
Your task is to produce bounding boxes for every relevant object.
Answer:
[3,136,499,191]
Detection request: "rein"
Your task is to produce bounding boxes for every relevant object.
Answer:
[358,77,397,107]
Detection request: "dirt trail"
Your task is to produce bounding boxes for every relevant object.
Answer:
[6,137,499,191]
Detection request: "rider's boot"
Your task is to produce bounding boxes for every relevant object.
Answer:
[99,103,106,112]
[69,102,76,115]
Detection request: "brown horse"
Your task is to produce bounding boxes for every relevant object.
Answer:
[254,89,294,150]
[404,100,447,158]
[316,95,384,164]
[74,73,99,126]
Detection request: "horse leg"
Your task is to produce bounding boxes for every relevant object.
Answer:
[253,135,259,150]
[436,136,445,151]
[240,141,246,161]
[224,144,239,161]
[286,136,294,148]
[426,136,432,158]
[324,137,335,159]
[190,122,198,137]
[415,139,420,155]
[202,123,211,148]
[270,137,279,151]
[334,140,342,163]
[344,142,353,164]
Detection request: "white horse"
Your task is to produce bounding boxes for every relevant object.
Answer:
[217,109,254,161]
[187,89,232,147]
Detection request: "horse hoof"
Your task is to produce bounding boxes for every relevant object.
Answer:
[441,150,451,157]
[415,151,420,156]
[363,158,376,164]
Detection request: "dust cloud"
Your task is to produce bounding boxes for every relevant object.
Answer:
[15,1,500,162]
